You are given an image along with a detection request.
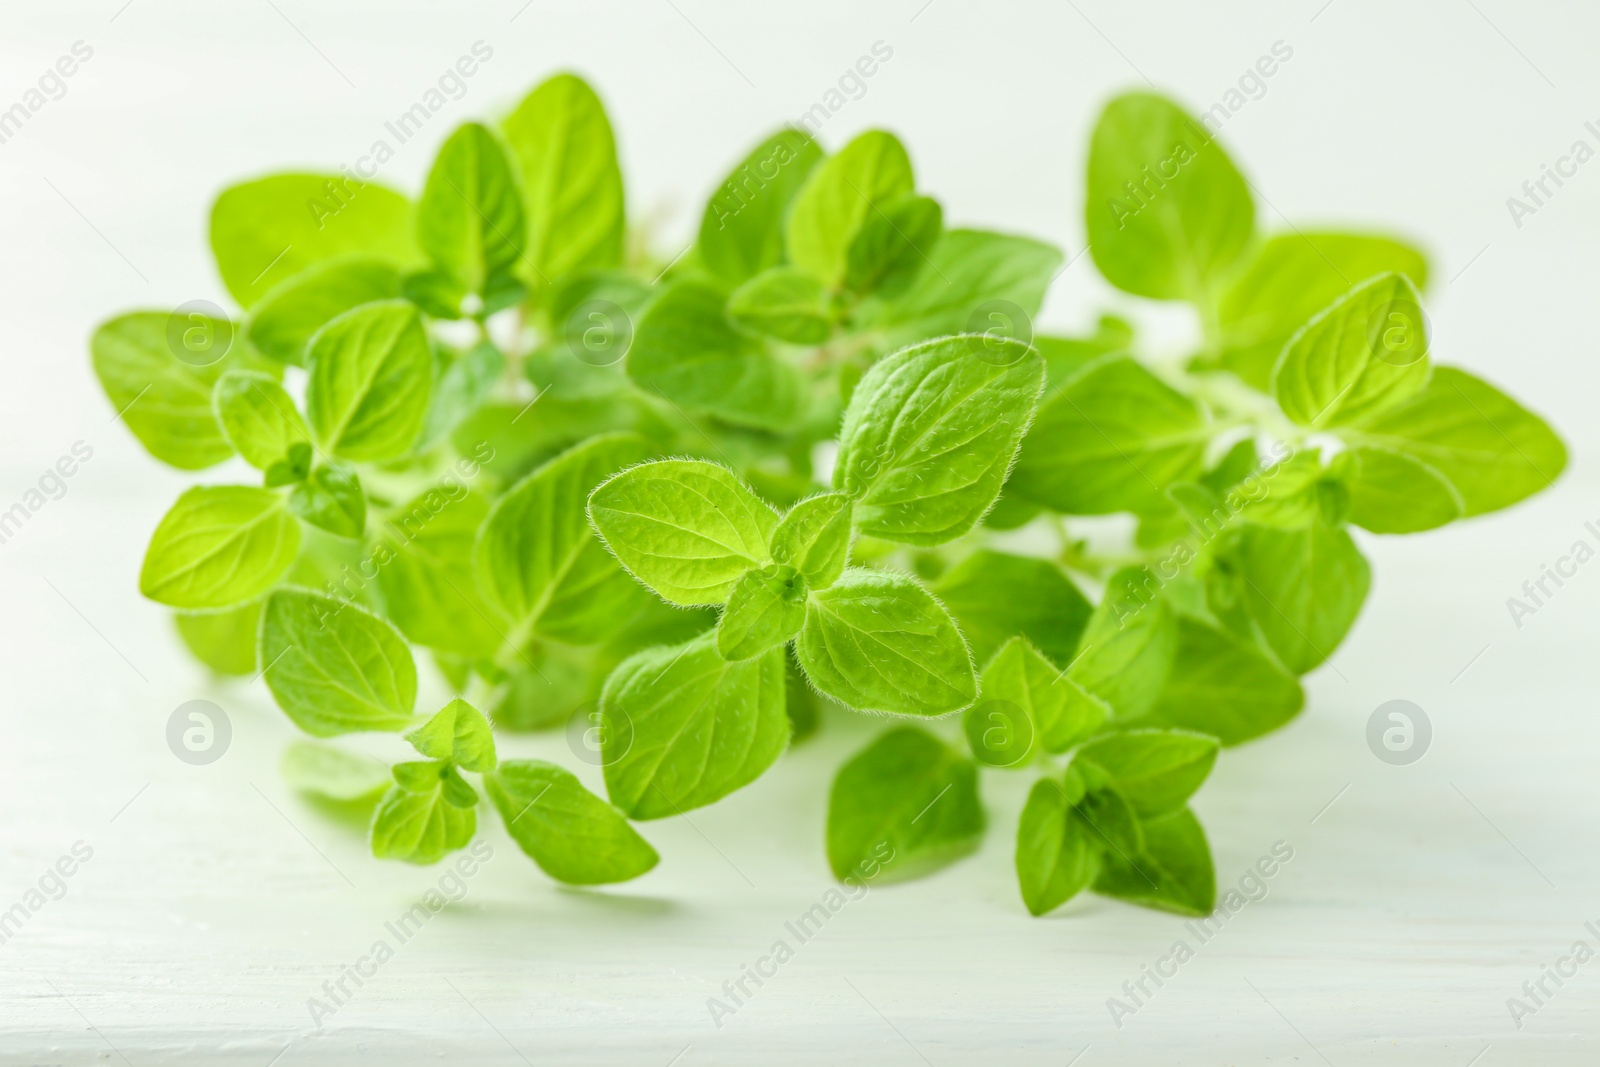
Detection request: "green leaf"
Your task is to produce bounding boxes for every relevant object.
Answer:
[933,550,1092,667]
[826,726,984,883]
[140,486,300,609]
[475,433,655,638]
[1036,315,1135,389]
[1272,273,1431,429]
[726,267,832,344]
[1075,784,1144,859]
[1145,613,1303,745]
[501,73,624,285]
[716,564,806,660]
[260,588,417,736]
[413,122,526,312]
[1218,231,1429,390]
[1344,366,1567,516]
[371,775,476,865]
[1085,92,1254,301]
[836,335,1044,545]
[1015,777,1102,916]
[1010,355,1209,515]
[420,340,505,449]
[795,567,976,717]
[861,229,1063,348]
[304,300,432,461]
[626,278,803,429]
[213,370,309,470]
[770,492,852,590]
[697,128,824,286]
[844,193,942,296]
[1074,729,1219,817]
[377,488,503,658]
[281,740,391,802]
[246,257,402,366]
[1333,446,1463,534]
[786,129,915,287]
[174,600,264,676]
[288,465,366,539]
[264,442,313,487]
[486,760,659,885]
[91,311,262,470]
[1092,806,1215,916]
[600,633,788,819]
[1235,518,1370,674]
[1068,567,1178,720]
[210,173,420,308]
[588,458,778,606]
[980,637,1107,755]
[405,698,496,772]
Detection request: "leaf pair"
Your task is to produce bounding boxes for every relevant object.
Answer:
[1016,729,1218,916]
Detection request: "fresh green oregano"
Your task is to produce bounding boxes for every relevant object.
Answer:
[94,76,1564,918]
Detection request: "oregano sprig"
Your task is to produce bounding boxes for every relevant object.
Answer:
[91,74,1565,918]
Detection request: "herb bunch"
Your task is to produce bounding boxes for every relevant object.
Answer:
[92,75,1565,916]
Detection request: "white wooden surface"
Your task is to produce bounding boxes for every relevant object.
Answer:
[3,1,1599,1062]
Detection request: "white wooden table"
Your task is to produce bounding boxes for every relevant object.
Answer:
[3,2,1599,1062]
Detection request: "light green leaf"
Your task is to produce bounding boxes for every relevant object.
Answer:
[698,128,824,286]
[1010,355,1209,515]
[1036,315,1135,389]
[371,776,476,865]
[1092,806,1215,916]
[405,698,496,772]
[1068,566,1178,720]
[1273,273,1431,429]
[625,278,803,429]
[1015,776,1102,916]
[476,433,654,638]
[420,340,505,449]
[140,486,300,609]
[844,193,942,297]
[246,257,402,366]
[716,564,806,660]
[795,567,976,717]
[210,173,420,308]
[1085,92,1254,301]
[261,588,417,736]
[304,300,432,461]
[600,634,788,819]
[91,311,262,470]
[1219,231,1429,390]
[1235,517,1370,674]
[174,600,264,676]
[1333,446,1462,534]
[588,458,778,606]
[981,637,1107,755]
[786,129,915,287]
[826,726,984,883]
[934,550,1092,667]
[501,73,624,285]
[486,760,658,885]
[288,465,366,539]
[836,335,1044,545]
[281,740,391,802]
[726,266,832,344]
[1075,729,1219,817]
[862,229,1062,348]
[1145,613,1304,745]
[377,488,503,659]
[413,122,526,311]
[213,370,309,470]
[1344,366,1566,516]
[770,492,852,590]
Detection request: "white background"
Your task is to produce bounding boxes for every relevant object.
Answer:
[2,1,1599,1063]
